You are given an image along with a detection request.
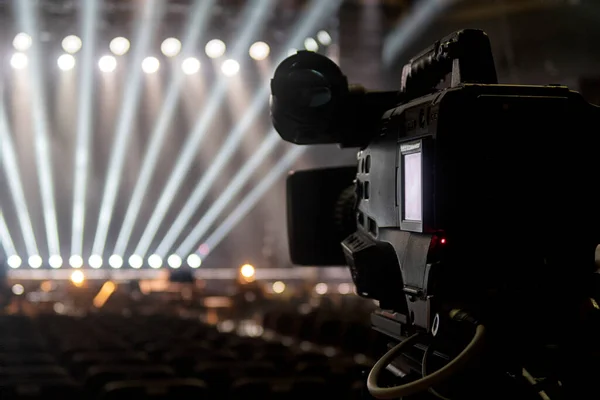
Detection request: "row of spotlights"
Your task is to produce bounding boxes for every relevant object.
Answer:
[10,52,238,76]
[12,31,331,59]
[6,253,202,269]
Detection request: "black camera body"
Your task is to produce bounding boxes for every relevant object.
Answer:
[272,29,600,397]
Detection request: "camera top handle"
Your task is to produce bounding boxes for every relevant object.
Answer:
[401,29,498,101]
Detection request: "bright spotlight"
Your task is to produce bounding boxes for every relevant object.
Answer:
[161,37,181,57]
[70,270,85,286]
[287,48,297,57]
[109,37,130,56]
[98,55,117,72]
[249,41,270,60]
[13,32,32,51]
[198,244,210,256]
[317,30,332,46]
[89,254,103,269]
[28,255,42,269]
[10,52,28,69]
[187,254,202,269]
[69,255,83,268]
[181,57,201,75]
[12,284,24,296]
[62,35,82,54]
[142,56,160,74]
[7,255,22,269]
[57,54,76,71]
[148,254,162,269]
[338,283,351,294]
[48,255,63,269]
[167,254,182,269]
[272,281,285,294]
[304,37,319,52]
[205,39,226,58]
[315,283,328,295]
[109,255,123,269]
[221,59,239,77]
[240,264,255,278]
[129,254,143,269]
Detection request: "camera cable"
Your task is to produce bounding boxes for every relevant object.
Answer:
[367,309,486,399]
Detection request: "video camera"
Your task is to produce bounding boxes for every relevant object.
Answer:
[271,30,600,399]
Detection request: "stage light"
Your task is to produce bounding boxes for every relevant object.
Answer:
[89,254,103,269]
[48,255,63,269]
[272,281,285,294]
[98,55,117,72]
[148,254,162,269]
[40,281,53,292]
[62,35,82,54]
[338,283,351,294]
[57,54,76,71]
[198,244,210,256]
[7,255,22,269]
[317,30,332,45]
[28,255,42,269]
[70,270,85,286]
[129,254,143,269]
[109,255,123,269]
[69,255,83,268]
[12,284,24,296]
[142,56,160,74]
[187,254,202,269]
[181,57,200,75]
[10,52,28,69]
[205,39,226,58]
[167,254,182,269]
[249,41,270,60]
[304,37,319,52]
[240,264,255,278]
[315,283,328,295]
[221,59,239,77]
[13,32,32,51]
[287,48,297,57]
[109,37,130,56]
[161,37,181,57]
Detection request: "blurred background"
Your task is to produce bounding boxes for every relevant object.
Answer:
[0,0,599,398]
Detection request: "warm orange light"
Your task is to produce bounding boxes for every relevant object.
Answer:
[70,270,85,286]
[240,264,255,278]
[40,281,53,292]
[93,281,116,308]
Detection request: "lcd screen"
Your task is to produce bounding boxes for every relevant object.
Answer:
[403,152,422,221]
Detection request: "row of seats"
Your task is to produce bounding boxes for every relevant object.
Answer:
[262,299,384,357]
[0,313,372,399]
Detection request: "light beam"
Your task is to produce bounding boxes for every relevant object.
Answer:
[155,0,343,256]
[15,0,61,258]
[112,0,217,257]
[71,0,99,263]
[200,146,306,256]
[133,0,276,258]
[0,85,39,257]
[91,0,164,258]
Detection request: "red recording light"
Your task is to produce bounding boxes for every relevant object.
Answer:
[440,238,446,244]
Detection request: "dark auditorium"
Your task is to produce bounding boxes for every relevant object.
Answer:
[2,0,600,399]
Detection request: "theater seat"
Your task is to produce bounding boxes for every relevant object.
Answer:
[69,351,148,375]
[0,353,55,366]
[85,364,175,391]
[99,378,207,400]
[0,377,82,400]
[230,378,273,400]
[0,366,69,380]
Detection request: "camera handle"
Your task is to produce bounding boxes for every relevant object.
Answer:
[401,29,498,100]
